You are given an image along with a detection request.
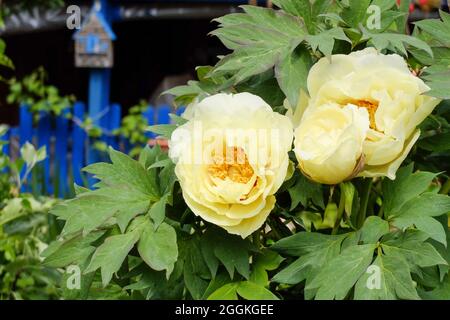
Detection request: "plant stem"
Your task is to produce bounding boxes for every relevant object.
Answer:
[252,230,261,249]
[332,185,346,235]
[440,178,450,195]
[358,178,373,228]
[377,206,384,218]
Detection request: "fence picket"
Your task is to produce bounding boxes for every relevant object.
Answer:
[37,111,52,194]
[55,108,69,197]
[72,102,86,187]
[143,105,155,139]
[157,105,171,128]
[19,104,33,192]
[108,103,121,150]
[1,128,10,157]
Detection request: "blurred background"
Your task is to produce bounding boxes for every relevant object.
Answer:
[0,0,447,125]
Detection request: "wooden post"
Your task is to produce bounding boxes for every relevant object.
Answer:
[86,0,114,186]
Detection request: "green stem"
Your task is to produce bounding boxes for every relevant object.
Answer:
[440,179,450,195]
[377,206,384,218]
[253,231,261,249]
[332,185,346,235]
[358,178,373,228]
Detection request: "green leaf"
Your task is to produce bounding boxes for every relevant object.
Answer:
[213,232,251,279]
[207,282,239,300]
[236,281,279,300]
[52,187,151,236]
[250,250,284,287]
[420,275,450,300]
[85,229,141,287]
[137,221,178,278]
[271,231,344,256]
[272,233,346,286]
[395,0,410,34]
[43,231,105,268]
[359,216,390,244]
[391,193,450,245]
[20,142,46,171]
[421,68,450,99]
[306,244,376,300]
[147,124,177,139]
[148,194,168,229]
[0,198,26,226]
[306,27,351,57]
[202,272,233,299]
[382,231,448,268]
[341,0,371,28]
[183,239,209,299]
[354,254,419,300]
[382,166,437,217]
[274,46,312,107]
[363,29,433,58]
[288,174,324,210]
[419,132,450,152]
[201,230,220,278]
[90,148,158,197]
[235,71,285,107]
[55,149,159,235]
[272,0,331,33]
[415,10,450,47]
[211,5,306,85]
[271,0,314,33]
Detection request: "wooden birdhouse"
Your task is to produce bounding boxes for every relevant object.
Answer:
[73,9,116,68]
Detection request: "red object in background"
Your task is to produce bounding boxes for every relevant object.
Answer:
[148,138,169,151]
[418,0,428,5]
[397,0,416,13]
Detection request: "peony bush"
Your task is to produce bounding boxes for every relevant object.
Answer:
[44,1,450,300]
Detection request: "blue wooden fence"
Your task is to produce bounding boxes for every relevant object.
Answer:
[1,102,185,198]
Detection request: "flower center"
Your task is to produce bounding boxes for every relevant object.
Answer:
[208,146,254,184]
[353,99,379,130]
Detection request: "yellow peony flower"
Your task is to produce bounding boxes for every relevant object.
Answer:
[294,48,441,184]
[294,103,369,185]
[169,93,293,238]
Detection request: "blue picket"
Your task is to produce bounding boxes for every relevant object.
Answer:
[157,104,171,125]
[0,129,10,174]
[37,111,52,194]
[72,102,86,187]
[55,108,69,197]
[100,105,110,151]
[19,104,33,192]
[176,106,186,117]
[1,128,10,157]
[19,104,33,146]
[108,103,121,150]
[143,106,155,139]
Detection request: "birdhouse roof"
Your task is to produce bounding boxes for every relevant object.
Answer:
[73,9,116,41]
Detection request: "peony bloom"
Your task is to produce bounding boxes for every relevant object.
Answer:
[169,93,293,238]
[294,48,441,183]
[294,103,369,185]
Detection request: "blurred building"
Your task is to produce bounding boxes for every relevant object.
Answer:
[0,0,268,123]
